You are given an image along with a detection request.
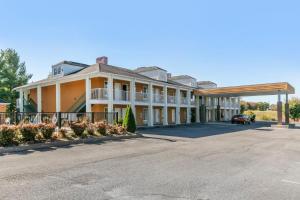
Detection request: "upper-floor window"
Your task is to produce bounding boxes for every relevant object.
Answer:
[53,66,62,76]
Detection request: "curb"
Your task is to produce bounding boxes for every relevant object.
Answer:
[0,134,142,154]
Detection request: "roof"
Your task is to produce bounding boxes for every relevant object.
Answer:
[15,62,191,90]
[134,66,167,73]
[194,82,295,97]
[52,61,89,68]
[169,75,196,81]
[197,81,217,85]
[0,98,9,104]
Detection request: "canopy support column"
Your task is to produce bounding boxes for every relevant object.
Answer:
[277,92,283,125]
[285,93,289,125]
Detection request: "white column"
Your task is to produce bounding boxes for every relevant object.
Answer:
[107,75,114,123]
[130,79,136,117]
[37,86,42,112]
[85,77,91,112]
[148,83,153,126]
[176,88,181,124]
[187,90,191,124]
[196,96,200,123]
[55,82,61,112]
[163,85,168,125]
[19,89,24,112]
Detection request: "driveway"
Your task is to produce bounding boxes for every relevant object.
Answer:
[1,123,300,200]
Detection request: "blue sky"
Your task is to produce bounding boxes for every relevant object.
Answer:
[0,0,299,103]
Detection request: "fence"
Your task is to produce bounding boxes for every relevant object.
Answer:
[0,112,118,128]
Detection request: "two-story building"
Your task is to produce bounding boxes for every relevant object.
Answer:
[14,56,240,126]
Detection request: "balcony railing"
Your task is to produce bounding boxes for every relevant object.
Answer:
[181,97,188,105]
[167,95,176,104]
[153,93,164,103]
[114,89,130,101]
[135,92,149,102]
[91,88,108,100]
[190,99,195,105]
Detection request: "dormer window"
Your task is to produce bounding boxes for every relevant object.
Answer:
[53,66,62,76]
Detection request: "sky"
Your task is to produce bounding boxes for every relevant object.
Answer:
[0,0,299,103]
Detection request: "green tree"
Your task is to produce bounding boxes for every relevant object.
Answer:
[0,49,32,111]
[257,102,270,111]
[122,105,136,133]
[290,104,300,121]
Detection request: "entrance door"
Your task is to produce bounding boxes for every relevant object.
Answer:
[171,109,175,123]
[122,84,128,101]
[154,108,160,124]
[155,88,160,102]
[114,108,121,120]
[114,83,121,100]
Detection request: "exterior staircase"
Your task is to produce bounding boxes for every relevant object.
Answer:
[67,93,86,112]
[24,99,37,112]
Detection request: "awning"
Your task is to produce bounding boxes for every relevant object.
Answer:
[194,82,295,97]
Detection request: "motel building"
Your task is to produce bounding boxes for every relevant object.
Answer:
[14,56,241,126]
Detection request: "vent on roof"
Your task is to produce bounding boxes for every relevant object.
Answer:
[96,56,108,65]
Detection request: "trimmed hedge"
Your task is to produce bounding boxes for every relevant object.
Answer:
[122,105,136,133]
[0,125,17,146]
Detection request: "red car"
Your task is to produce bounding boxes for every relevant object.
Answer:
[231,115,251,125]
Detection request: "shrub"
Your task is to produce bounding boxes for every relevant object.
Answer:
[107,125,119,135]
[94,122,107,135]
[122,106,136,133]
[117,125,127,135]
[86,124,95,135]
[70,122,87,137]
[19,124,39,142]
[39,123,56,139]
[0,125,17,146]
[51,131,63,140]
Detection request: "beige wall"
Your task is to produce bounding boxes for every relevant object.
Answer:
[167,88,176,96]
[42,85,56,112]
[91,77,106,89]
[136,105,147,126]
[60,80,85,112]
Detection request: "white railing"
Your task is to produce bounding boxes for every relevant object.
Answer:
[135,92,149,102]
[181,97,188,105]
[91,88,108,100]
[114,89,130,101]
[167,95,176,104]
[190,99,195,105]
[153,93,164,103]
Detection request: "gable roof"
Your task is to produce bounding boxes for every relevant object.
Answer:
[52,61,90,68]
[169,75,196,81]
[134,66,167,73]
[197,81,217,85]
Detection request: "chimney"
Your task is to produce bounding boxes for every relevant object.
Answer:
[167,73,172,79]
[96,56,108,64]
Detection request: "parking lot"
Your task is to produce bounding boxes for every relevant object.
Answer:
[1,123,300,200]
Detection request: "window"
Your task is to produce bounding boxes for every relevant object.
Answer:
[53,66,62,76]
[104,81,108,88]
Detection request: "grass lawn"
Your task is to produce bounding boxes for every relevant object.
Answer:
[244,110,279,121]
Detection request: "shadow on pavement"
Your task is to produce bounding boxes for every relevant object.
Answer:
[139,122,275,139]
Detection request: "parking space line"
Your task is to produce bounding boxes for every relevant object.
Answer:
[282,179,300,185]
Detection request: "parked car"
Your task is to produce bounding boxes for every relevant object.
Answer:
[231,115,251,125]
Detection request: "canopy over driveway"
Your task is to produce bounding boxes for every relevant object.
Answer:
[194,82,295,125]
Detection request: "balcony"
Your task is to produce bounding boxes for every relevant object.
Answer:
[167,95,176,104]
[114,89,130,101]
[91,88,108,100]
[190,99,195,105]
[181,97,188,105]
[135,92,149,103]
[153,93,164,103]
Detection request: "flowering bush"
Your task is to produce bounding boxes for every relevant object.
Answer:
[117,125,127,135]
[19,124,39,142]
[70,122,87,137]
[39,123,56,139]
[86,124,95,135]
[94,122,107,135]
[107,125,119,135]
[0,125,17,146]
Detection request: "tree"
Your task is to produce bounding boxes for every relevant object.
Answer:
[0,49,32,112]
[122,105,136,133]
[290,104,300,122]
[257,102,270,111]
[289,97,300,107]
